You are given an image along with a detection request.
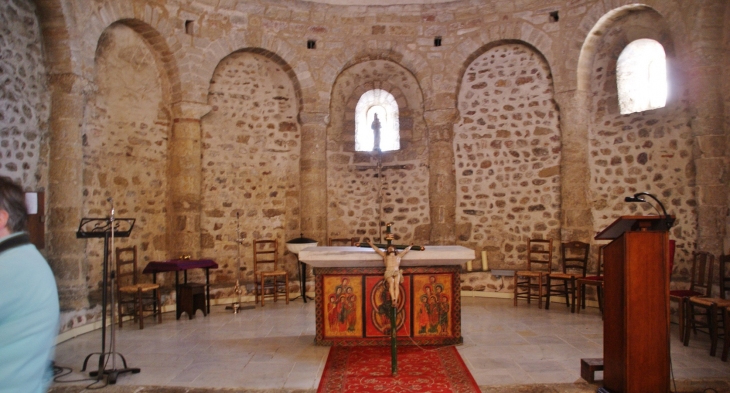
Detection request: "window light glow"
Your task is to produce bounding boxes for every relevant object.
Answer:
[617,39,667,115]
[355,89,400,152]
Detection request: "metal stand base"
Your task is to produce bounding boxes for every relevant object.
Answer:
[82,352,140,384]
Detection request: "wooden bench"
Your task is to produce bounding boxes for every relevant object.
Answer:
[580,358,604,383]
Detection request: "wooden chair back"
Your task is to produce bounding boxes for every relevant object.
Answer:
[689,251,714,297]
[560,241,590,277]
[594,244,606,277]
[527,238,553,274]
[116,246,138,287]
[253,239,280,275]
[719,254,730,300]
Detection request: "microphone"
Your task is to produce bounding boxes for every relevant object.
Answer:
[624,195,644,203]
[624,192,674,229]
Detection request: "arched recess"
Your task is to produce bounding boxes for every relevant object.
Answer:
[81,20,176,304]
[453,40,561,271]
[327,59,430,245]
[200,49,302,285]
[580,5,697,279]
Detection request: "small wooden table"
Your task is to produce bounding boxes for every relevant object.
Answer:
[143,259,218,319]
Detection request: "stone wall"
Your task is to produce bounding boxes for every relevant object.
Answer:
[15,0,728,333]
[454,43,561,272]
[327,60,430,245]
[0,0,49,189]
[201,51,301,287]
[587,9,696,279]
[82,23,171,296]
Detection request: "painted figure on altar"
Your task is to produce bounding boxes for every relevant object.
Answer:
[324,276,363,337]
[366,239,412,304]
[414,274,451,336]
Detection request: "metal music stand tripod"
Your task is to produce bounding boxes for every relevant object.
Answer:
[76,200,138,384]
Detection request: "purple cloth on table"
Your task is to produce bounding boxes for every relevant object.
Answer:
[143,259,218,273]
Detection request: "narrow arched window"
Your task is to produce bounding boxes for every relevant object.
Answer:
[355,89,400,152]
[617,39,668,115]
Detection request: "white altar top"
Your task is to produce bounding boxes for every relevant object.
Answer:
[298,246,475,268]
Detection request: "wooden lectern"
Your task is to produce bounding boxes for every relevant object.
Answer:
[595,216,671,393]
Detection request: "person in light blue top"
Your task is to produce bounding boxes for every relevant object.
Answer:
[0,177,59,393]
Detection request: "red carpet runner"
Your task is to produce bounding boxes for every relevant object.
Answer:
[317,346,480,393]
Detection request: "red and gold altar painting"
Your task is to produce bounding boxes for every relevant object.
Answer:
[412,274,453,337]
[323,275,363,338]
[364,275,411,337]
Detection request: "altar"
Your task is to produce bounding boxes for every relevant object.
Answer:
[299,246,475,346]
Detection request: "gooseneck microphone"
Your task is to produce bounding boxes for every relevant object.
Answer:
[624,192,675,229]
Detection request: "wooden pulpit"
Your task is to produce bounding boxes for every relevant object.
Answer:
[595,216,671,393]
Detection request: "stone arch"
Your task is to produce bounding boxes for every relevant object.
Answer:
[83,20,177,272]
[452,26,555,109]
[327,48,429,108]
[575,2,684,94]
[34,0,75,74]
[229,48,303,115]
[453,41,562,265]
[456,39,554,106]
[326,58,430,244]
[344,82,411,153]
[582,3,697,276]
[100,18,183,104]
[201,40,307,115]
[199,49,302,282]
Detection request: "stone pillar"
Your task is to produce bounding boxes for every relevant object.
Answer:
[555,89,593,242]
[687,1,727,255]
[46,73,89,310]
[424,108,458,245]
[299,111,328,244]
[168,102,210,258]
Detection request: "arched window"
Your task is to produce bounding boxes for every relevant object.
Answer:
[617,39,668,115]
[355,89,400,152]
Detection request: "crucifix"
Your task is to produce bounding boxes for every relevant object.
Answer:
[358,223,424,376]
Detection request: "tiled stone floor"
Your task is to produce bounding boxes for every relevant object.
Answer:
[49,297,730,392]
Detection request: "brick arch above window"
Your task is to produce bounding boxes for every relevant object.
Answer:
[355,89,399,152]
[342,82,411,154]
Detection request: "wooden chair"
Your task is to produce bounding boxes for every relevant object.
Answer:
[546,241,589,313]
[684,254,730,358]
[329,237,356,246]
[576,245,606,317]
[116,246,161,329]
[514,238,553,309]
[722,305,730,362]
[669,251,714,342]
[253,239,289,307]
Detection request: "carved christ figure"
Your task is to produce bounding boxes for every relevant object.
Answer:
[367,239,412,304]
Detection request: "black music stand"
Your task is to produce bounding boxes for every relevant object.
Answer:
[77,216,138,384]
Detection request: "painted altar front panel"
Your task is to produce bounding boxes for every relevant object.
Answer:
[313,265,461,346]
[412,273,453,338]
[322,275,364,338]
[364,275,411,338]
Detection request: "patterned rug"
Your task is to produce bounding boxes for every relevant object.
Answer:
[317,345,480,393]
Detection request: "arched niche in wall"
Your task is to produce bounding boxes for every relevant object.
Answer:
[200,49,301,283]
[453,41,561,270]
[583,5,696,276]
[327,59,430,245]
[83,21,173,299]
